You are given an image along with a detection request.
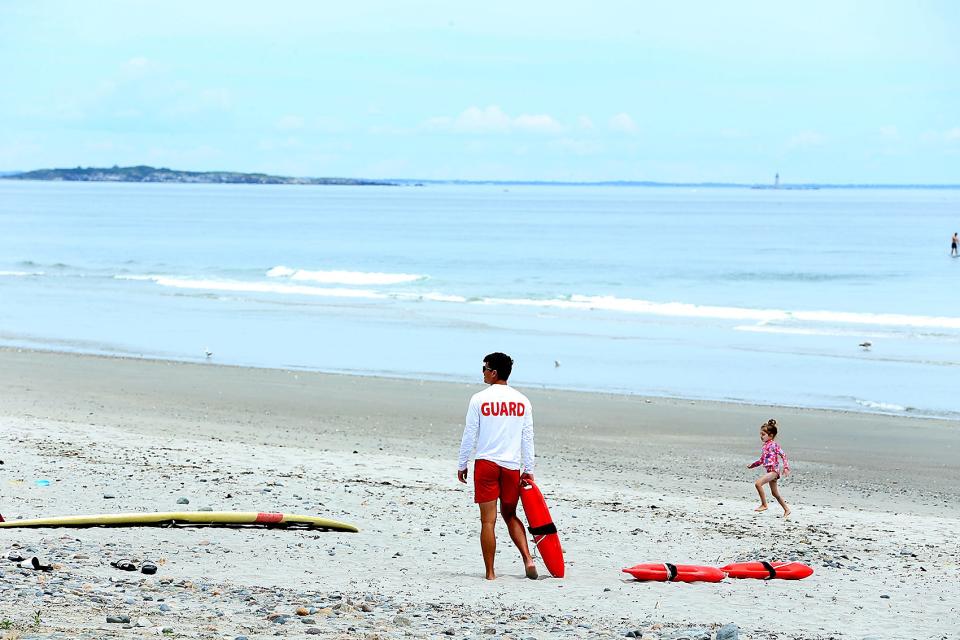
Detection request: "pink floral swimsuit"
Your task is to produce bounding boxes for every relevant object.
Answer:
[749,440,789,476]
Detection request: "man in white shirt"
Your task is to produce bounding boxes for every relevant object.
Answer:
[457,352,537,580]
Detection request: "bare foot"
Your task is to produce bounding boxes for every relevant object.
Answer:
[781,509,791,519]
[754,505,768,512]
[525,563,538,580]
[485,572,496,580]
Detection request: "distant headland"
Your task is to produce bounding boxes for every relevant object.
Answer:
[2,166,958,189]
[2,165,394,186]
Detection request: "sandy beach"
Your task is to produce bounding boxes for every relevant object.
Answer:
[0,348,957,639]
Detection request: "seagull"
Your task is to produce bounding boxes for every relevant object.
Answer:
[858,341,872,350]
[204,348,213,359]
[554,360,561,368]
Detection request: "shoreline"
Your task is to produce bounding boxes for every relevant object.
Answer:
[4,344,956,424]
[1,347,958,639]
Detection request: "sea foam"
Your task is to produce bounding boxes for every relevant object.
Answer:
[480,294,960,330]
[120,275,386,300]
[267,265,425,285]
[119,273,960,332]
[855,399,908,412]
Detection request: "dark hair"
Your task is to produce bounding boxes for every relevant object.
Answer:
[483,352,514,381]
[761,418,778,438]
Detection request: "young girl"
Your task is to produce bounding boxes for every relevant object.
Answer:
[747,419,791,518]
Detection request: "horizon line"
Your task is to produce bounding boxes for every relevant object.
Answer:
[3,165,960,189]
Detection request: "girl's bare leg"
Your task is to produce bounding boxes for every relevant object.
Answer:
[770,478,791,518]
[754,472,778,511]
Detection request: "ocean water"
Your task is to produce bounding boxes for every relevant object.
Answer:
[1,180,958,419]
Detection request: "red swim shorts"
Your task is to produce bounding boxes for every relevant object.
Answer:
[473,459,521,504]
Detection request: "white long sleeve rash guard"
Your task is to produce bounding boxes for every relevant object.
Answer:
[457,383,535,473]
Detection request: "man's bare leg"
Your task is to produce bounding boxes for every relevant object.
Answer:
[501,502,537,579]
[479,500,498,580]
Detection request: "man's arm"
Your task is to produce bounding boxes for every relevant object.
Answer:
[457,399,480,482]
[520,406,535,478]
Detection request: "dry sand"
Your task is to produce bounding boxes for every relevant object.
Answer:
[0,348,957,639]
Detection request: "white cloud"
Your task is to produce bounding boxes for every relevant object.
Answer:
[787,130,827,149]
[578,116,594,130]
[122,57,151,77]
[513,113,563,133]
[879,125,899,139]
[198,88,232,110]
[609,113,639,134]
[425,105,563,134]
[719,128,748,139]
[258,136,304,151]
[168,88,233,115]
[946,128,960,142]
[552,138,604,155]
[276,115,305,131]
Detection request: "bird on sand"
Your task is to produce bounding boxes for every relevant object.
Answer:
[858,341,872,350]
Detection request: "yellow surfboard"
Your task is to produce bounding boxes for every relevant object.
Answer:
[0,511,358,532]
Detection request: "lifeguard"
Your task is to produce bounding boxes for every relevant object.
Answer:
[456,352,537,581]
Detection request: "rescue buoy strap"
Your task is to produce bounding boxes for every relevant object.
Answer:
[760,560,777,579]
[527,522,557,536]
[664,562,679,581]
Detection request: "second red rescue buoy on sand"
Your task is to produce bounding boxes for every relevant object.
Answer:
[622,563,726,583]
[721,561,814,580]
[519,479,564,578]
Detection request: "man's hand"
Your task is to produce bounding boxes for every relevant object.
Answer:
[520,472,534,483]
[457,468,468,484]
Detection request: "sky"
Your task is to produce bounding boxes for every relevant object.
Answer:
[1,1,958,183]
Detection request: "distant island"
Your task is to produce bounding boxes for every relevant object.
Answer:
[2,165,394,186]
[2,166,958,189]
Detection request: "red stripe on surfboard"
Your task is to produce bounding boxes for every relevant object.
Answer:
[255,512,284,523]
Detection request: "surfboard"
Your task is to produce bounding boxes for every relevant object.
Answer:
[519,479,564,578]
[0,511,358,532]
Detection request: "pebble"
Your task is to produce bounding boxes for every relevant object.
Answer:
[106,615,130,624]
[716,624,739,640]
[176,497,190,504]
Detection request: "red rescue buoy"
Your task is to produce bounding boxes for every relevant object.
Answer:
[519,479,564,578]
[622,563,726,583]
[721,561,813,580]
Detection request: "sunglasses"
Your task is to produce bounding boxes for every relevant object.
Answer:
[482,366,495,373]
